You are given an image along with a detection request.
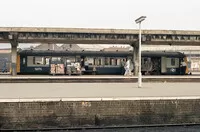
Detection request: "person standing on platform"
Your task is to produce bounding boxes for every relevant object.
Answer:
[124,59,133,76]
[181,59,186,74]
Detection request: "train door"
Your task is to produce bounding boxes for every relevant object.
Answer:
[64,56,81,75]
[80,56,85,70]
[19,56,26,73]
[180,57,188,75]
[0,58,7,73]
[142,57,161,75]
[50,57,65,75]
[151,57,161,75]
[184,57,189,74]
[161,57,167,74]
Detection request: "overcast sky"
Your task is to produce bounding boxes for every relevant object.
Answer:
[1,0,200,48]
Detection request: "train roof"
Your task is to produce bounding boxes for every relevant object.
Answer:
[18,50,186,57]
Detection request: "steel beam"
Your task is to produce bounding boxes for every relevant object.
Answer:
[0,27,199,45]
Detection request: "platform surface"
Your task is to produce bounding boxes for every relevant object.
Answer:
[0,83,200,101]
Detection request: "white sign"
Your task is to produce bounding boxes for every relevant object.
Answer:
[35,68,42,71]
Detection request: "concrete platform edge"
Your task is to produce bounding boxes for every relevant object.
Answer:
[1,96,200,102]
[0,78,200,83]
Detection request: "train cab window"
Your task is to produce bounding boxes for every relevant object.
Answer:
[171,58,175,66]
[22,58,26,65]
[166,58,179,68]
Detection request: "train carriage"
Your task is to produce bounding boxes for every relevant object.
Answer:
[17,50,189,75]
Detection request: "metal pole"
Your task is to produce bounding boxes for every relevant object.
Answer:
[138,22,142,88]
[135,16,146,88]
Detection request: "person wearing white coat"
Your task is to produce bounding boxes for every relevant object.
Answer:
[124,59,133,76]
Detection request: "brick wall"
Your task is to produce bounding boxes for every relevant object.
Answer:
[1,99,200,129]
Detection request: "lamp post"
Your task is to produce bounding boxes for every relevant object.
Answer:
[135,16,146,88]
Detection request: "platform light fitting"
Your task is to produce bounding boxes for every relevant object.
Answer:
[135,16,146,24]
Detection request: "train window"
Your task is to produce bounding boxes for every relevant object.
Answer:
[45,58,50,65]
[33,57,35,64]
[101,58,105,65]
[85,57,93,65]
[51,57,61,62]
[23,58,26,65]
[94,58,102,66]
[75,56,81,62]
[27,56,47,66]
[105,57,110,65]
[98,58,101,65]
[67,56,76,63]
[115,59,118,66]
[51,57,62,64]
[34,57,44,65]
[111,58,116,66]
[117,59,121,66]
[120,59,126,67]
[171,58,175,66]
[142,58,145,65]
[166,58,179,68]
[94,58,96,65]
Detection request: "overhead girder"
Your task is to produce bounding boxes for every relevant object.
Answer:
[0,30,200,45]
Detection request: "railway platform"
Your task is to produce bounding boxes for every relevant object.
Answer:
[0,82,200,99]
[1,82,200,129]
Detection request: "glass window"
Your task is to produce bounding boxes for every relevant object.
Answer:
[23,58,26,64]
[85,57,94,65]
[45,58,50,65]
[33,57,50,65]
[51,57,61,64]
[94,58,97,65]
[34,57,44,65]
[120,59,126,67]
[171,58,175,66]
[110,58,116,66]
[117,59,121,66]
[94,58,102,66]
[101,58,105,65]
[75,56,81,62]
[98,58,101,65]
[51,57,61,62]
[105,57,110,65]
[67,56,76,63]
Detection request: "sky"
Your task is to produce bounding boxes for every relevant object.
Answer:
[0,0,200,48]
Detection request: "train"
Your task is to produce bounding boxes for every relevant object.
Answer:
[16,50,190,75]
